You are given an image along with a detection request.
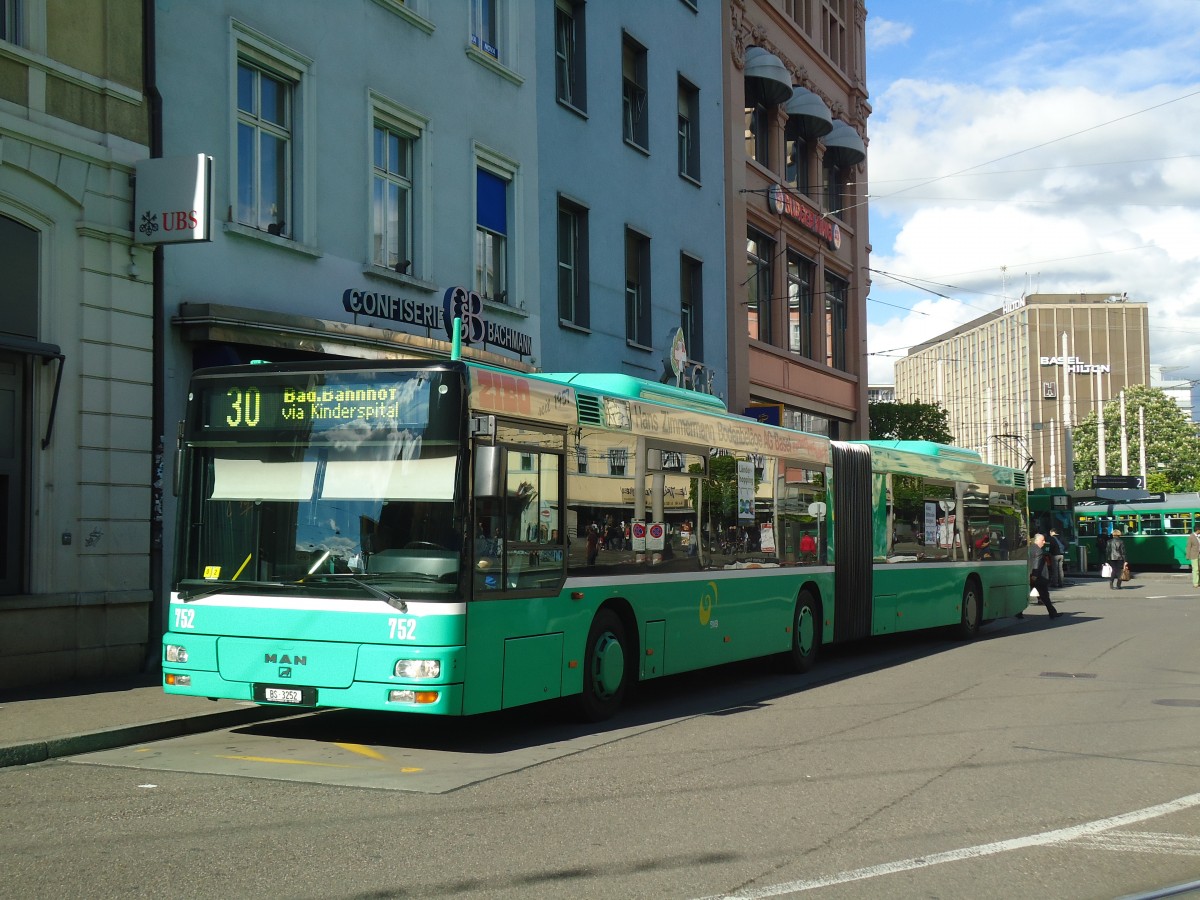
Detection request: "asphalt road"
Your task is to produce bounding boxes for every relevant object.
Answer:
[3,573,1199,899]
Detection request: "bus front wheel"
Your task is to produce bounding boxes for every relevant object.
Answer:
[577,609,629,721]
[787,591,821,673]
[956,580,981,639]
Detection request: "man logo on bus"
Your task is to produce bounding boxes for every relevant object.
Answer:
[699,581,718,627]
[443,286,485,345]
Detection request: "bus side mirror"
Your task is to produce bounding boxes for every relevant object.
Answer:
[474,444,505,498]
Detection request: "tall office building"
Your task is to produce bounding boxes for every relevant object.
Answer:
[894,293,1150,488]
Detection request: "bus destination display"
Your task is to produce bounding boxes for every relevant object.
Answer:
[201,382,422,432]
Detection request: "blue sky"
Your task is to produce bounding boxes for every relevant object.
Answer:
[863,0,1200,387]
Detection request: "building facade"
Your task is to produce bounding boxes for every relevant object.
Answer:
[894,293,1151,489]
[723,0,870,437]
[0,0,154,687]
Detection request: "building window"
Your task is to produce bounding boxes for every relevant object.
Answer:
[821,0,848,72]
[608,447,628,477]
[558,196,589,327]
[625,227,651,346]
[787,251,814,358]
[786,0,813,34]
[554,0,586,111]
[476,168,509,303]
[747,228,774,344]
[372,124,412,273]
[785,134,810,194]
[680,253,703,361]
[678,77,700,181]
[824,156,850,219]
[622,34,648,150]
[471,0,500,59]
[237,60,292,236]
[1,0,19,43]
[576,444,588,475]
[744,102,769,167]
[825,271,848,370]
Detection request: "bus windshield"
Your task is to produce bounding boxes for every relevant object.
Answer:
[177,367,465,599]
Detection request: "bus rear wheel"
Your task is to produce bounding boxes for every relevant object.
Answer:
[576,609,629,721]
[787,591,821,673]
[956,580,981,639]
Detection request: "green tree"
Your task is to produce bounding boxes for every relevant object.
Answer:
[1072,384,1200,491]
[869,400,955,443]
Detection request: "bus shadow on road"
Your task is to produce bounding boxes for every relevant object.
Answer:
[233,624,1048,755]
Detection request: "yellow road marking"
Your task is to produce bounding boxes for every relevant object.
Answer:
[334,742,389,761]
[217,754,354,768]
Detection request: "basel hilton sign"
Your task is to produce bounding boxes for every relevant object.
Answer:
[1040,355,1111,375]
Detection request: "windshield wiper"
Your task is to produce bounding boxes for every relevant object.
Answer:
[178,580,303,602]
[299,573,409,612]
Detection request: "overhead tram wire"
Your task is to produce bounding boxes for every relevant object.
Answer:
[869,87,1200,205]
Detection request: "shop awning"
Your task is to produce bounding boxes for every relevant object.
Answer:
[784,87,833,141]
[0,334,65,449]
[744,47,792,107]
[823,119,866,167]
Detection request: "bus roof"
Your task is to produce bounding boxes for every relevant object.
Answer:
[856,440,984,462]
[538,372,728,414]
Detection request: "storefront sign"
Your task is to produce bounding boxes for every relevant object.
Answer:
[442,286,533,356]
[343,290,444,328]
[767,184,841,250]
[133,154,212,244]
[341,285,533,357]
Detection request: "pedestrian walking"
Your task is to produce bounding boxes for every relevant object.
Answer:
[1021,533,1061,619]
[1186,524,1200,589]
[1048,528,1066,587]
[1106,529,1127,589]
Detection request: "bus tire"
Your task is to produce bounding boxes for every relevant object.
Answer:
[576,609,629,721]
[956,579,981,640]
[787,591,821,673]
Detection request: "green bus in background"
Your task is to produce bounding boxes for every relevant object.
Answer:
[1074,493,1200,571]
[163,359,1030,720]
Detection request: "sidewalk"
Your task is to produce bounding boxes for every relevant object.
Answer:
[0,671,297,769]
[1,569,1191,770]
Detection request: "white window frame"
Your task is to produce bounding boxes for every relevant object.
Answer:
[677,76,700,182]
[554,0,585,111]
[621,34,648,151]
[467,0,523,84]
[228,21,316,251]
[473,144,521,309]
[368,92,429,281]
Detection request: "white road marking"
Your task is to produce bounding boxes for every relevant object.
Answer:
[703,792,1200,898]
[1074,831,1200,856]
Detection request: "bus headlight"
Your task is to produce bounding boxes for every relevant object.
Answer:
[394,658,441,679]
[165,644,189,663]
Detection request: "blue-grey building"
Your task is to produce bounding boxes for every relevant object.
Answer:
[533,1,727,391]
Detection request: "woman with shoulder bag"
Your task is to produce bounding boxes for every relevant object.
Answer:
[1107,529,1127,589]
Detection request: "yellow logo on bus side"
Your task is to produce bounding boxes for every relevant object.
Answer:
[699,581,718,626]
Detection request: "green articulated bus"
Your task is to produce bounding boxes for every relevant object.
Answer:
[1074,493,1200,570]
[163,358,1031,719]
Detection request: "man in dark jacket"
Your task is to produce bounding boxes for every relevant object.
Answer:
[1021,533,1061,619]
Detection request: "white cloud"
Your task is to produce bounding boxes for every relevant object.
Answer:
[866,72,1200,388]
[865,17,913,50]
